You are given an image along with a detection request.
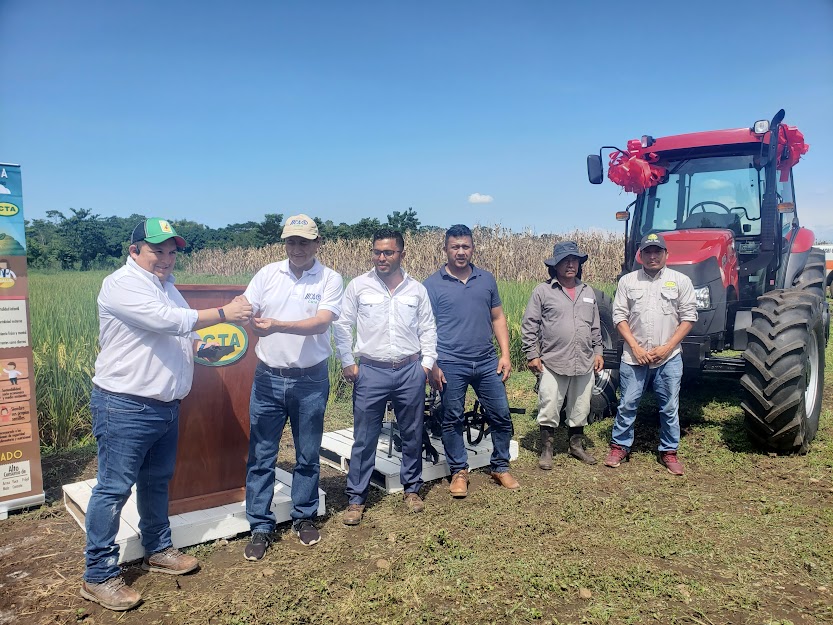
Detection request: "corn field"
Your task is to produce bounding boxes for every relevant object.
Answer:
[183,227,625,284]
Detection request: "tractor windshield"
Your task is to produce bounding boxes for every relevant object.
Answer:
[636,154,794,239]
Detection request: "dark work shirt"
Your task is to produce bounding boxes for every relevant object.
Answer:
[423,264,501,363]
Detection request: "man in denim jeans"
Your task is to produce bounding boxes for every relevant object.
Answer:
[423,224,519,498]
[241,214,343,559]
[83,219,252,611]
[604,233,697,475]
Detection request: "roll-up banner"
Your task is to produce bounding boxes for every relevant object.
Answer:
[0,164,45,519]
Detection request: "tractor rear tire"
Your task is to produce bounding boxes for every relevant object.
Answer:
[589,289,620,423]
[793,247,829,344]
[740,290,825,453]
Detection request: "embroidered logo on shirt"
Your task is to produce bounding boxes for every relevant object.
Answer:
[304,293,322,303]
[664,281,677,288]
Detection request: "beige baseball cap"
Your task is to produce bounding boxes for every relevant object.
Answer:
[281,214,319,240]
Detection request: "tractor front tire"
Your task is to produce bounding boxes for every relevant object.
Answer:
[792,246,829,344]
[741,290,825,453]
[589,289,620,423]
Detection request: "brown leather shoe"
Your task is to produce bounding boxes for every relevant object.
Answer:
[403,492,425,513]
[449,470,469,498]
[80,577,142,611]
[141,547,199,575]
[490,471,520,490]
[343,503,365,525]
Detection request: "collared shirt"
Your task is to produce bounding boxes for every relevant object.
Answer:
[521,279,602,376]
[243,259,343,368]
[612,266,698,368]
[93,257,199,402]
[333,268,437,369]
[423,264,501,363]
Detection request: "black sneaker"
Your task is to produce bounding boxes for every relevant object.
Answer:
[244,531,271,561]
[293,520,321,547]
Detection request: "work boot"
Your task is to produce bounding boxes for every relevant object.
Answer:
[490,471,520,490]
[403,492,425,513]
[141,546,199,575]
[659,450,685,476]
[343,503,365,526]
[449,469,469,498]
[568,427,597,465]
[538,426,555,470]
[80,576,142,611]
[603,444,629,468]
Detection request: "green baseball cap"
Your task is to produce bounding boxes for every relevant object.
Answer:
[131,218,187,248]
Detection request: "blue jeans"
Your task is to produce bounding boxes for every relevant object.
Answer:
[346,360,426,504]
[246,360,328,533]
[84,387,180,583]
[438,356,514,474]
[611,355,683,452]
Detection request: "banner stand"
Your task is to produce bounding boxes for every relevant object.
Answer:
[0,163,45,519]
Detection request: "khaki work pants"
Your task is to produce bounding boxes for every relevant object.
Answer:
[536,367,593,428]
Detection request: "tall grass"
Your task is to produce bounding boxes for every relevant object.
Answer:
[29,272,104,450]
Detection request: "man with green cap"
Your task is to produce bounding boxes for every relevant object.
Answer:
[81,218,252,611]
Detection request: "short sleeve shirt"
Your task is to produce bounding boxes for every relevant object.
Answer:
[244,259,343,368]
[423,264,501,363]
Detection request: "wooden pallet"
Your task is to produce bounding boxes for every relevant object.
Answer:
[320,426,519,493]
[62,468,325,564]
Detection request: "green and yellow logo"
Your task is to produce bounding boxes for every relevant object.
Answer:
[0,203,19,217]
[194,322,248,367]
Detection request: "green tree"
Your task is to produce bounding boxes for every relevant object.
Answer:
[386,208,421,233]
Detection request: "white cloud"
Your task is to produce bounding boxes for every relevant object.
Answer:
[468,193,494,204]
[0,184,10,195]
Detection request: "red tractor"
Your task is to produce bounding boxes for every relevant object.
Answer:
[587,110,829,453]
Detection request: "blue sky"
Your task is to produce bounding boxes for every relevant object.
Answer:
[3,0,832,239]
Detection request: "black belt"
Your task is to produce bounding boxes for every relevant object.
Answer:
[259,359,328,378]
[93,385,181,407]
[360,354,420,370]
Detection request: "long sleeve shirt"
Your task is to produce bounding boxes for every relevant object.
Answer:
[521,279,602,376]
[93,257,199,401]
[333,269,437,370]
[612,266,698,368]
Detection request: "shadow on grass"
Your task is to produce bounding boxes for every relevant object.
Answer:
[41,441,98,503]
[517,374,765,457]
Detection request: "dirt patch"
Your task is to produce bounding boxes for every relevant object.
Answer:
[2,371,832,624]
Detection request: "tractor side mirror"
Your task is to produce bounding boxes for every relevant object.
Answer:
[587,154,604,184]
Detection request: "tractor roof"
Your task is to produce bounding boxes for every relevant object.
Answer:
[645,128,765,155]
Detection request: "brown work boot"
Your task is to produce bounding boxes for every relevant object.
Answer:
[80,576,142,611]
[141,546,199,575]
[568,427,597,465]
[343,503,365,526]
[490,471,520,490]
[449,469,469,498]
[538,426,555,470]
[404,492,425,513]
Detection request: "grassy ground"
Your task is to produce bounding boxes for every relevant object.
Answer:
[1,338,832,624]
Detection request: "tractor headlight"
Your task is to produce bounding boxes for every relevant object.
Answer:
[694,286,711,310]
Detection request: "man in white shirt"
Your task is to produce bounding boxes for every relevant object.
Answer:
[82,218,252,612]
[333,228,437,525]
[241,214,343,559]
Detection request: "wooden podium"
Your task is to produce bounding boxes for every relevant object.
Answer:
[168,285,257,515]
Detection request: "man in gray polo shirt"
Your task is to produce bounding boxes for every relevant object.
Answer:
[604,232,697,476]
[522,241,603,467]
